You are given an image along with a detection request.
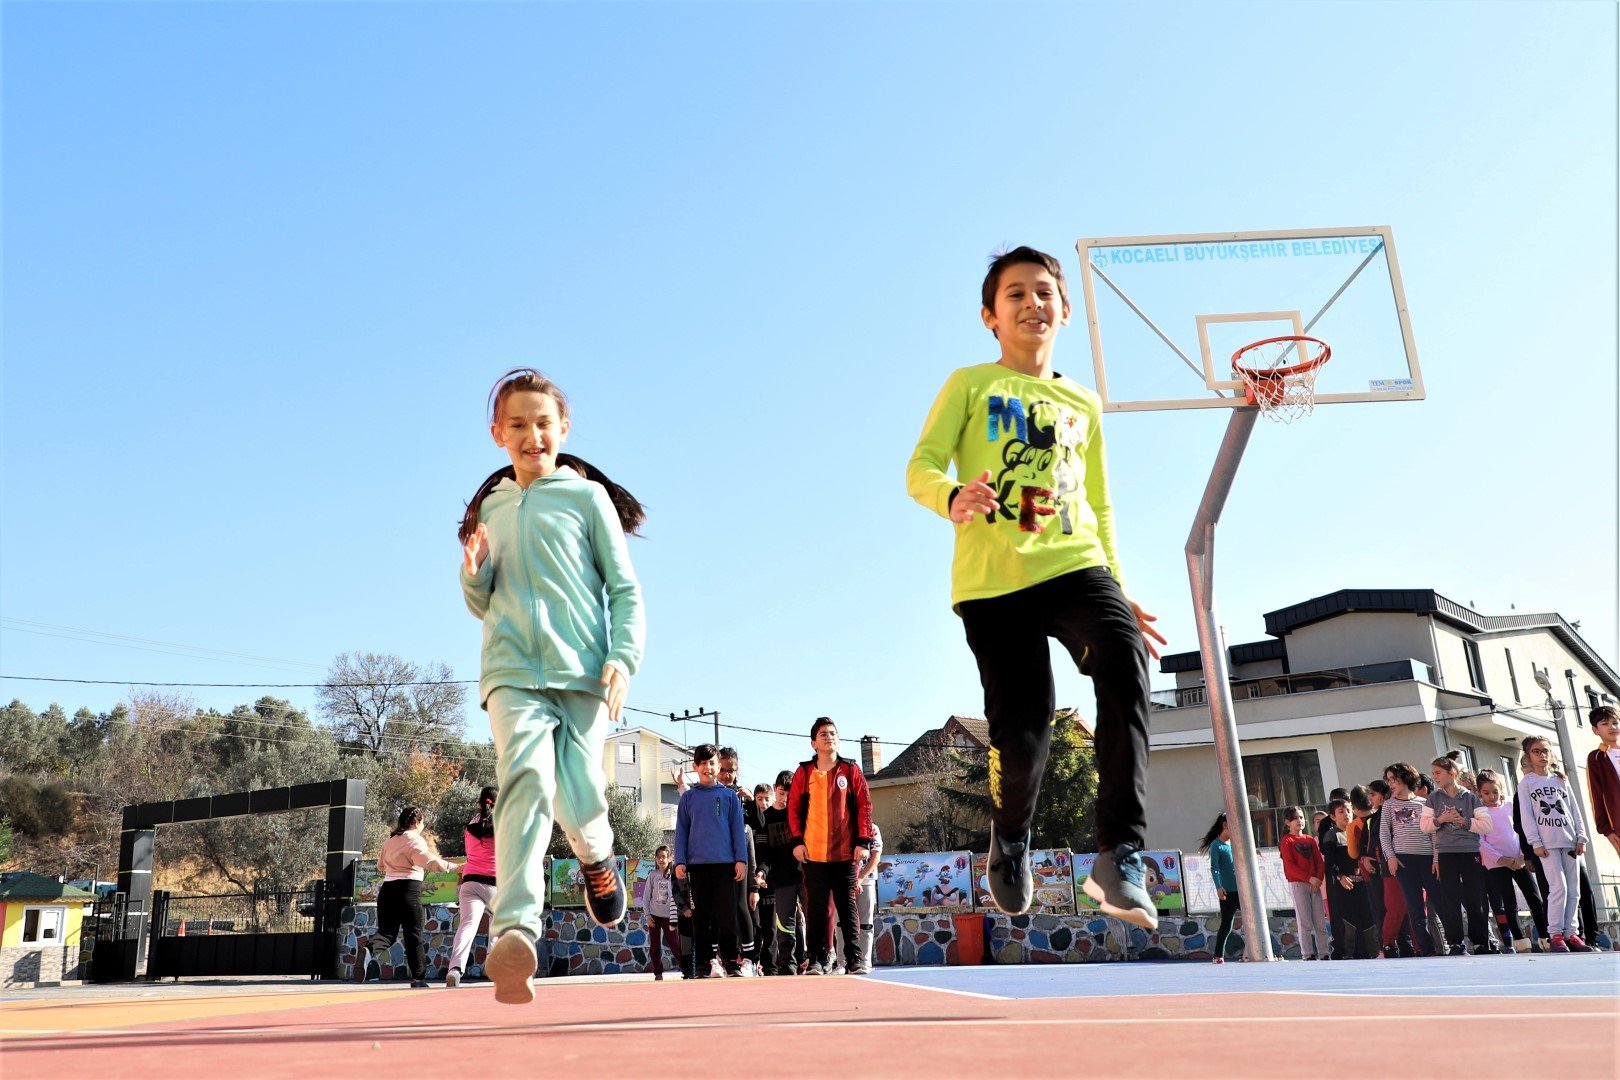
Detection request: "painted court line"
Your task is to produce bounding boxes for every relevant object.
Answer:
[10,1012,1615,1043]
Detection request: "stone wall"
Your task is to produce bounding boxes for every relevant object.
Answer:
[1,945,84,987]
[335,903,1620,979]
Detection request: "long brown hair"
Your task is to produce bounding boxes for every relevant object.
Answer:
[458,368,646,543]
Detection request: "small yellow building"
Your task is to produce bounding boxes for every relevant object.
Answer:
[0,872,96,986]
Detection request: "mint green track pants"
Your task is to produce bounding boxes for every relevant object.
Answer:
[487,685,616,939]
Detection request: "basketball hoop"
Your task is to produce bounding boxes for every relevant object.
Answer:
[1231,335,1331,423]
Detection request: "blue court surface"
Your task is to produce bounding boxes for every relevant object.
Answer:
[866,954,1620,1000]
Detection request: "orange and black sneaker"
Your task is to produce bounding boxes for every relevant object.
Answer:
[581,858,627,927]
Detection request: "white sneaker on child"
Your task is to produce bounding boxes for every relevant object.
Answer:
[485,930,538,1006]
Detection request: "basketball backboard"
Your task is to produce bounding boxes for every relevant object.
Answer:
[1074,226,1422,412]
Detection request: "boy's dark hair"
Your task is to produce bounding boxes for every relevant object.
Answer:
[1349,785,1373,813]
[1328,787,1350,802]
[810,716,836,739]
[693,743,719,764]
[718,747,738,763]
[1414,775,1432,795]
[774,769,793,789]
[753,784,770,796]
[1591,704,1619,726]
[1384,762,1420,790]
[458,368,647,543]
[981,246,1069,316]
[1327,797,1350,816]
[655,844,669,855]
[1368,778,1391,797]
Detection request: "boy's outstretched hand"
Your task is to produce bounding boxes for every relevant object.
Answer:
[949,470,999,523]
[600,665,627,722]
[462,523,489,574]
[1129,598,1167,659]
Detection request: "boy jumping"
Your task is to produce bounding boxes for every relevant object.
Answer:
[906,246,1165,928]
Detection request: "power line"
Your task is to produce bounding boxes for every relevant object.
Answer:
[0,618,326,671]
[1,675,474,688]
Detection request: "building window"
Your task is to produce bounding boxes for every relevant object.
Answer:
[21,907,65,944]
[1587,687,1603,711]
[1240,750,1325,848]
[1499,756,1517,785]
[1454,745,1477,773]
[617,742,636,764]
[1462,639,1487,692]
[1504,649,1520,703]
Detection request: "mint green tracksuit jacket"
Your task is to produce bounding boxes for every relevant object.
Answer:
[460,466,645,938]
[460,467,645,706]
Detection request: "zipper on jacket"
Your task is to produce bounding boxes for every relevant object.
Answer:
[515,484,545,684]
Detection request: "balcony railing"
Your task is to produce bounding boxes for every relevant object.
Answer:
[1162,658,1434,710]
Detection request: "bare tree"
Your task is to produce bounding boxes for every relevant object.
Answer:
[316,652,466,756]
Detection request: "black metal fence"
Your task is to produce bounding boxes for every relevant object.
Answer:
[158,884,321,937]
[147,882,330,980]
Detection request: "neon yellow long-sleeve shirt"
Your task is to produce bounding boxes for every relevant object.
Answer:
[906,362,1125,609]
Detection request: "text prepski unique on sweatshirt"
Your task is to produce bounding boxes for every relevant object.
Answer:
[907,363,1123,608]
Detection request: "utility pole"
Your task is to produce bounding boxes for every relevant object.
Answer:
[671,708,720,747]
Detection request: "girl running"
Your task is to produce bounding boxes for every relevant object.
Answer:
[446,786,498,987]
[459,368,647,1003]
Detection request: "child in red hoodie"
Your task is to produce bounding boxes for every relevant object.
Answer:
[1279,806,1328,960]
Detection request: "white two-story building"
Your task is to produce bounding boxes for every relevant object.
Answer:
[1147,588,1619,900]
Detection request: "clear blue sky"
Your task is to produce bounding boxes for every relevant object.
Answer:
[3,2,1615,792]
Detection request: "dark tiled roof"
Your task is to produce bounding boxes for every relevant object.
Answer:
[0,871,96,901]
[872,716,988,781]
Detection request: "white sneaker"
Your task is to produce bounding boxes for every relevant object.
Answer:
[445,968,461,988]
[485,931,538,1006]
[709,958,723,979]
[740,960,756,977]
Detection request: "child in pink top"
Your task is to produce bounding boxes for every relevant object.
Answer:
[363,806,458,987]
[447,787,498,987]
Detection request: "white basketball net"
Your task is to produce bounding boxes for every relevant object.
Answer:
[1232,338,1327,424]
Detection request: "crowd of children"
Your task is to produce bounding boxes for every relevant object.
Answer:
[1203,707,1620,962]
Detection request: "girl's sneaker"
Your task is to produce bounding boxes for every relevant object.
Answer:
[445,967,461,988]
[1512,938,1530,954]
[1549,935,1570,953]
[485,929,539,1005]
[580,859,627,926]
[1565,934,1592,952]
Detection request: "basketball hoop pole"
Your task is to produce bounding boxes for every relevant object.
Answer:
[1185,405,1275,962]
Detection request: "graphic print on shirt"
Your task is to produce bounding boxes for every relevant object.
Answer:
[1389,803,1422,830]
[984,395,1083,534]
[1526,783,1568,831]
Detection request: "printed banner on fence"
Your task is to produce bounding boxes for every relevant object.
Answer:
[1183,849,1292,913]
[1073,850,1186,913]
[352,860,459,905]
[549,856,629,909]
[972,849,1076,913]
[624,857,655,909]
[876,852,974,913]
